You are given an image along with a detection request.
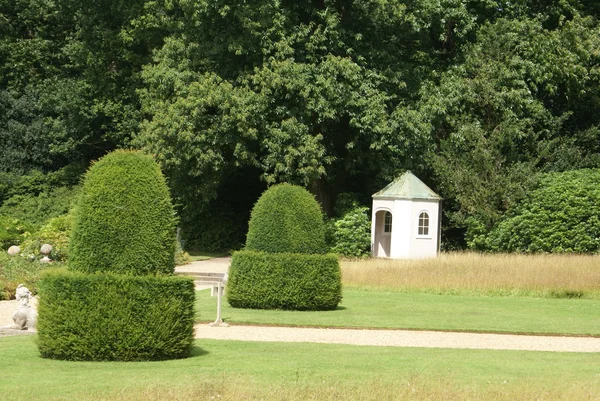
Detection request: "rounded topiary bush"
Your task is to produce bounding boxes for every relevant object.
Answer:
[228,183,342,310]
[246,183,327,254]
[69,150,176,275]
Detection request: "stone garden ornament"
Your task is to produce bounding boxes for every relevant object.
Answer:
[11,285,37,330]
[40,243,52,263]
[7,245,20,256]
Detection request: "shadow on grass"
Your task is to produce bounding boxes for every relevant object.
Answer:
[223,305,348,314]
[189,346,209,358]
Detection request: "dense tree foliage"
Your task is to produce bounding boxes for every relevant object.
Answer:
[2,0,600,251]
[422,15,600,244]
[480,169,600,253]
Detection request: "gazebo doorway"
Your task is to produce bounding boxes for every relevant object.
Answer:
[373,210,392,257]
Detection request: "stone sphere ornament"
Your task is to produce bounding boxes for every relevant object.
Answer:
[40,244,53,255]
[40,244,52,263]
[7,245,20,256]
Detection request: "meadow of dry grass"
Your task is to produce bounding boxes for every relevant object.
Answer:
[341,252,600,298]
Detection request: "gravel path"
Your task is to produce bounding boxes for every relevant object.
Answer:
[2,258,599,352]
[0,299,37,337]
[193,324,600,353]
[176,257,231,274]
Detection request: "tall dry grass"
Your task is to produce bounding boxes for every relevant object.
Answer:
[341,252,600,298]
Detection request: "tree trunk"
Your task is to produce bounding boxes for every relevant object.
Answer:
[309,177,333,217]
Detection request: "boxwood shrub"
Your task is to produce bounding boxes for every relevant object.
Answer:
[69,150,176,276]
[227,250,342,310]
[245,183,327,254]
[37,268,195,361]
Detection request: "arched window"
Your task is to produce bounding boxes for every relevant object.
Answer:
[418,212,429,236]
[384,211,392,233]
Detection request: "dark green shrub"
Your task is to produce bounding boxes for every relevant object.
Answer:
[180,196,252,253]
[38,151,194,362]
[246,183,327,254]
[69,150,176,275]
[178,167,265,253]
[333,192,366,217]
[484,169,600,253]
[37,268,195,361]
[229,184,342,311]
[0,186,79,228]
[181,206,246,253]
[330,206,371,258]
[227,250,342,310]
[0,165,83,206]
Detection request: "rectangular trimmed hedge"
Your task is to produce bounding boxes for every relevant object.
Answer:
[37,268,195,361]
[227,250,342,310]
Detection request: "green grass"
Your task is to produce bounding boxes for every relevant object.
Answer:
[196,288,600,336]
[188,251,229,261]
[1,335,599,400]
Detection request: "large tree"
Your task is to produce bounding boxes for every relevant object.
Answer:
[0,0,167,173]
[135,0,489,214]
[418,14,600,246]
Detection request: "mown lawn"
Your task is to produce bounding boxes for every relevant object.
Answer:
[1,335,599,400]
[196,288,600,336]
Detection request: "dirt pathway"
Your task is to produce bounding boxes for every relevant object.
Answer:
[193,324,600,353]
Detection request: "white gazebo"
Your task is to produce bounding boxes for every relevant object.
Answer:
[371,171,442,259]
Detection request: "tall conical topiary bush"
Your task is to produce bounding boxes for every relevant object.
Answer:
[228,183,342,310]
[38,150,195,361]
[69,150,176,275]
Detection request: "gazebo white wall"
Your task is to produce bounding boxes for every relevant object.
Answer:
[371,172,441,259]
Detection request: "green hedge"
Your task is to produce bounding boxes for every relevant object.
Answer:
[69,150,176,275]
[227,250,342,310]
[245,183,327,254]
[37,269,195,361]
[482,169,600,253]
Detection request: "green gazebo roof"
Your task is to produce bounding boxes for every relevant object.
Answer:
[373,171,441,200]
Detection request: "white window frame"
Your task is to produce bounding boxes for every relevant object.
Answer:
[417,211,430,238]
[383,211,392,234]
